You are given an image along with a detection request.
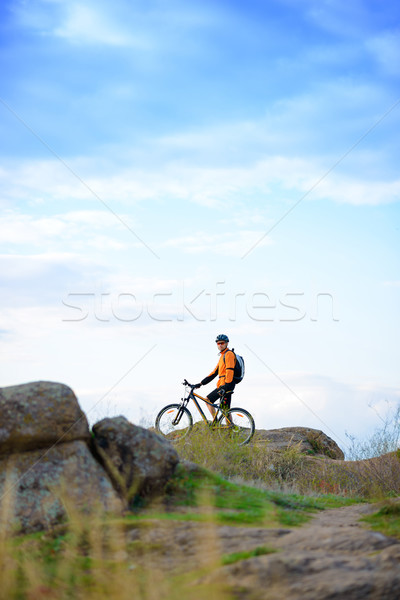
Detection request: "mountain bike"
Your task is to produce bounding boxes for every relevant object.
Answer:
[155,380,255,445]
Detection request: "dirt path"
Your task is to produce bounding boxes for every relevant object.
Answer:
[204,503,400,599]
[306,502,376,528]
[131,503,400,599]
[272,502,381,552]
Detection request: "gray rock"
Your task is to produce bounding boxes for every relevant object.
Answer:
[198,508,400,600]
[209,550,400,599]
[255,427,344,460]
[0,440,124,534]
[92,416,179,505]
[123,504,400,599]
[0,381,89,455]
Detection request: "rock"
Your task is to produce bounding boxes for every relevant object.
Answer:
[198,505,400,599]
[92,416,179,505]
[255,427,344,460]
[126,521,291,574]
[205,549,400,599]
[0,440,124,534]
[121,503,400,599]
[0,381,90,455]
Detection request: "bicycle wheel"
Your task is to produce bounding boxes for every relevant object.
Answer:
[218,407,255,445]
[155,404,193,442]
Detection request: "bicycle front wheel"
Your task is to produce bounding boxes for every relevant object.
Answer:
[155,404,193,442]
[218,407,255,445]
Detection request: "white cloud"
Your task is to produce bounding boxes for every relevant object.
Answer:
[14,0,217,52]
[2,149,399,245]
[163,230,273,257]
[0,252,108,306]
[0,159,94,202]
[0,213,67,244]
[367,30,400,76]
[0,209,133,251]
[13,0,147,48]
[53,2,138,47]
[315,174,400,206]
[302,0,372,38]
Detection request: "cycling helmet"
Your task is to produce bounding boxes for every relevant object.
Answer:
[215,334,229,343]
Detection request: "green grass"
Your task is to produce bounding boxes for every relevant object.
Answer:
[221,546,277,565]
[143,462,361,528]
[173,417,400,500]
[1,429,372,600]
[1,460,368,600]
[361,501,400,540]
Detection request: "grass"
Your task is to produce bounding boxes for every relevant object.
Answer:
[0,458,363,600]
[171,423,310,489]
[361,500,400,540]
[4,411,397,600]
[345,402,400,461]
[172,405,400,501]
[221,546,276,565]
[168,423,382,501]
[145,461,361,527]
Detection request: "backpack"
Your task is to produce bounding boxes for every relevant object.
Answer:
[224,348,245,384]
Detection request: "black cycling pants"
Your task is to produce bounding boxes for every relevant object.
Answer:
[207,382,235,408]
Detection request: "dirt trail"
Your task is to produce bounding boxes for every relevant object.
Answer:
[204,503,400,599]
[131,503,400,599]
[305,502,375,528]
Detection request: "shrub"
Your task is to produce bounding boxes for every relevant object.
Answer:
[345,402,400,460]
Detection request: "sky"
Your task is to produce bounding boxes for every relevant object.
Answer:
[0,0,399,456]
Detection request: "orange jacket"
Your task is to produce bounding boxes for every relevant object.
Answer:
[201,348,236,387]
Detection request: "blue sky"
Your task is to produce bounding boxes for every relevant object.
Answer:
[1,0,399,454]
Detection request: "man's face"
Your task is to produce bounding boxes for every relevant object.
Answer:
[216,341,228,352]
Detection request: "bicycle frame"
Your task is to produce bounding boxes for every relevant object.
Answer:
[156,379,254,445]
[175,381,229,427]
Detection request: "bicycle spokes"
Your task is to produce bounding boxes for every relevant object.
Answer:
[218,409,254,445]
[155,404,193,441]
[155,383,254,446]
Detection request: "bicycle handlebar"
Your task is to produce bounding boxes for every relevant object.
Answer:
[183,379,224,396]
[182,379,198,389]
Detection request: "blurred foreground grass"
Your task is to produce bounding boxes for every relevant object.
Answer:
[2,415,400,600]
[1,461,362,600]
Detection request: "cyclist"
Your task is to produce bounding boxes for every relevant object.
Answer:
[195,334,236,418]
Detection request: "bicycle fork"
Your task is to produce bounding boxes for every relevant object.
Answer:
[172,398,189,426]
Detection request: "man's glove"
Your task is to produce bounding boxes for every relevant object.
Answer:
[193,383,202,389]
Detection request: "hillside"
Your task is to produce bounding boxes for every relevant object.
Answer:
[1,381,400,599]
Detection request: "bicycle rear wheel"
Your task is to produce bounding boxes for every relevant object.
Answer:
[218,407,255,445]
[155,404,193,442]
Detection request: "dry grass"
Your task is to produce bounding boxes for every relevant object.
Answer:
[172,424,306,489]
[297,451,400,499]
[0,446,356,600]
[0,503,232,600]
[2,406,400,598]
[345,403,400,461]
[173,422,400,500]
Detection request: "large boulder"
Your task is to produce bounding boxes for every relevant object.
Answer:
[255,427,344,460]
[92,416,179,505]
[0,381,89,454]
[0,440,124,533]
